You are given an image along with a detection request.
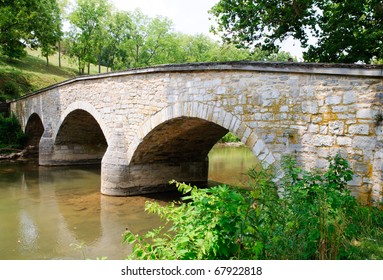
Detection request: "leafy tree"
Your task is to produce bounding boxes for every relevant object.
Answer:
[56,0,70,67]
[124,9,174,68]
[66,0,111,74]
[36,0,63,66]
[101,11,132,71]
[209,0,383,63]
[0,0,62,59]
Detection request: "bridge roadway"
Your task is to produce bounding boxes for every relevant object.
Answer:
[9,61,383,204]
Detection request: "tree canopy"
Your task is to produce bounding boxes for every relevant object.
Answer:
[0,0,62,59]
[209,0,383,63]
[1,0,294,74]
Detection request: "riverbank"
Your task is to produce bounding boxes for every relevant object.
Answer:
[0,145,38,161]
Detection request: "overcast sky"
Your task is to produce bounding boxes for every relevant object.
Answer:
[110,0,303,59]
[111,0,219,35]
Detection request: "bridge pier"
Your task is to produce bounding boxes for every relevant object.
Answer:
[39,136,106,166]
[101,159,209,196]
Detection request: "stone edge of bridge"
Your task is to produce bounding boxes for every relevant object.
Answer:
[9,61,383,102]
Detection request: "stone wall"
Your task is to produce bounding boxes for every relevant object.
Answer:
[9,62,383,203]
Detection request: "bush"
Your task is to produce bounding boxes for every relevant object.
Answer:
[220,132,240,143]
[0,113,26,149]
[123,154,383,260]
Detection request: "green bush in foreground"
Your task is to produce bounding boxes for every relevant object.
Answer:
[123,154,383,260]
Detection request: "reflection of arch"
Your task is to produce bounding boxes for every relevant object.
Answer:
[55,101,110,144]
[25,113,44,147]
[128,102,276,167]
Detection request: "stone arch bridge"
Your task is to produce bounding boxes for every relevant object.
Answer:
[9,62,383,203]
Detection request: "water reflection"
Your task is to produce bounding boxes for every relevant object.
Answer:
[0,145,258,260]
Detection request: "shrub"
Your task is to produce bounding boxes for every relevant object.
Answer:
[0,113,26,149]
[220,132,241,143]
[123,154,383,260]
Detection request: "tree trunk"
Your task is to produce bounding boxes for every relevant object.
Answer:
[58,41,61,68]
[98,53,101,73]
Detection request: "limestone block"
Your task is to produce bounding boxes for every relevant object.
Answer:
[325,95,342,105]
[348,124,370,135]
[343,91,357,104]
[252,139,266,157]
[328,121,345,135]
[353,136,376,150]
[307,124,319,133]
[301,101,319,114]
[336,136,352,146]
[349,174,363,186]
[356,108,373,119]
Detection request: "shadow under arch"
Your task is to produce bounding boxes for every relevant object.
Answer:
[25,113,44,147]
[118,102,278,195]
[128,102,276,168]
[55,101,110,144]
[51,102,108,165]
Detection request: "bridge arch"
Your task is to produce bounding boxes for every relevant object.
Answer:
[127,102,276,168]
[49,101,108,165]
[24,113,44,147]
[55,101,110,144]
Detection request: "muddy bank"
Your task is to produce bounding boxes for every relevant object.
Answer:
[0,146,38,161]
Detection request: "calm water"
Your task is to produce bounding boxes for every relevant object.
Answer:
[0,145,258,260]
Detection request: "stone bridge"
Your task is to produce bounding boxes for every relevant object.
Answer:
[9,61,383,204]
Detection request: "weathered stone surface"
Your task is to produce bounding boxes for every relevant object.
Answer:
[9,61,383,203]
[348,124,370,135]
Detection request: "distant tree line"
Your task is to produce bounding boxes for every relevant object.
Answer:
[0,0,291,75]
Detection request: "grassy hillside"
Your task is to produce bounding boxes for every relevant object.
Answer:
[0,49,106,101]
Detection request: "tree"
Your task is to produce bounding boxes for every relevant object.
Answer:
[56,0,70,67]
[124,9,174,68]
[209,0,383,63]
[0,0,62,59]
[66,0,111,74]
[101,10,132,71]
[36,0,63,66]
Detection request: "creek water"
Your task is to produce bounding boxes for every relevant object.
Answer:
[0,144,258,260]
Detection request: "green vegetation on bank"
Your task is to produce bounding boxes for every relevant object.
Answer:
[219,132,241,143]
[0,114,26,150]
[124,154,383,260]
[0,49,99,102]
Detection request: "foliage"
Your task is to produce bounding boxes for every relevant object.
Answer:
[66,0,112,74]
[0,0,62,60]
[64,1,293,72]
[123,9,174,68]
[0,114,26,149]
[209,0,383,63]
[220,132,241,143]
[0,71,33,102]
[124,154,383,260]
[100,11,133,71]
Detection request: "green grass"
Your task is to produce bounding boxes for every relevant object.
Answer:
[0,49,108,97]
